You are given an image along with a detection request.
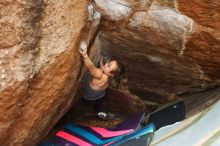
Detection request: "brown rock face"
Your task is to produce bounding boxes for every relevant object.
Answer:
[0,0,92,145]
[177,0,220,30]
[92,0,220,103]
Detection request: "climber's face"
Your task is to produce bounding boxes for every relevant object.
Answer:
[101,60,118,76]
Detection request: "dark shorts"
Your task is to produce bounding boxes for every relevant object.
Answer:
[82,91,108,112]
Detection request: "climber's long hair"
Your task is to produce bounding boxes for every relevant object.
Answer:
[101,56,127,89]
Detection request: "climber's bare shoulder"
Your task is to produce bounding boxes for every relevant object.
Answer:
[90,68,103,79]
[90,74,109,90]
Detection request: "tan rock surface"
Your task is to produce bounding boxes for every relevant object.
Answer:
[0,0,92,145]
[93,0,220,103]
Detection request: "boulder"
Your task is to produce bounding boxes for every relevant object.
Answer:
[92,0,220,103]
[0,0,93,145]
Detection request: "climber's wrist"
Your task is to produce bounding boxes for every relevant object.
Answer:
[82,53,88,58]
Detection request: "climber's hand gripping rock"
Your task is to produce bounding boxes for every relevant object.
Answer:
[79,41,88,55]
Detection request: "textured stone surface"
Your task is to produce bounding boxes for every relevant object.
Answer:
[0,0,91,145]
[93,0,133,21]
[177,0,220,30]
[93,0,220,103]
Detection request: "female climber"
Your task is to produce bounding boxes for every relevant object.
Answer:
[79,41,126,120]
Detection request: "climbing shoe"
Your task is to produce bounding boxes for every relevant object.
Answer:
[97,112,116,120]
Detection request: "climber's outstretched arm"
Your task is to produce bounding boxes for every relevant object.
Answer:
[79,41,103,79]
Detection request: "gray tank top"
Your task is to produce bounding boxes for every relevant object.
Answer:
[82,74,106,100]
